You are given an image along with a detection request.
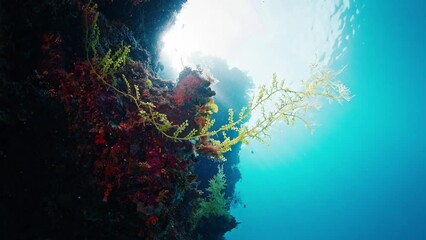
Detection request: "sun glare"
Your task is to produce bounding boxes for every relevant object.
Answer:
[161,23,191,73]
[161,0,356,88]
[160,0,357,130]
[160,0,261,78]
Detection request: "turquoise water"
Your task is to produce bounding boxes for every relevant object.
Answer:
[227,1,426,239]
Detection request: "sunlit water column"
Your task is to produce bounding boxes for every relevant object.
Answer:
[159,0,359,239]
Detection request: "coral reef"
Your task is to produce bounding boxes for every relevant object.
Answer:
[192,166,238,240]
[1,1,244,238]
[0,0,231,239]
[1,1,350,239]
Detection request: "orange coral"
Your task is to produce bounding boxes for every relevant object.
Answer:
[156,189,169,202]
[194,116,207,129]
[145,215,158,226]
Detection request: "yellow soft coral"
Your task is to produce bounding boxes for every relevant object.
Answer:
[83,4,351,161]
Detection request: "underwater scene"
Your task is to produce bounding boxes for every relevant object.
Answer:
[1,0,425,239]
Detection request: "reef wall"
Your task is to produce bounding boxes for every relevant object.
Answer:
[0,1,242,239]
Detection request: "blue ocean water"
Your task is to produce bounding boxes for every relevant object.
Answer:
[227,1,426,239]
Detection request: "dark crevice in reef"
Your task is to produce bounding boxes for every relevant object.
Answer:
[97,0,186,71]
[1,1,249,239]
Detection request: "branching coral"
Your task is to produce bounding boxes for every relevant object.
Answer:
[82,2,352,162]
[192,165,232,225]
[32,1,353,238]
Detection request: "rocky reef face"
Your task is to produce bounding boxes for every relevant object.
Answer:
[1,1,240,239]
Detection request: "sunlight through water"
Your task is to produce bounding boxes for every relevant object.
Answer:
[160,0,358,87]
[160,0,359,134]
[160,1,360,238]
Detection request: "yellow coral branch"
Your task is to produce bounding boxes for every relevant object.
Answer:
[82,4,351,161]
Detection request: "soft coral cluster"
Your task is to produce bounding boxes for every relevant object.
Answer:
[39,30,209,238]
[173,69,215,108]
[35,1,241,237]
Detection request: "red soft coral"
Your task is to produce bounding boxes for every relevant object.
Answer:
[173,74,203,107]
